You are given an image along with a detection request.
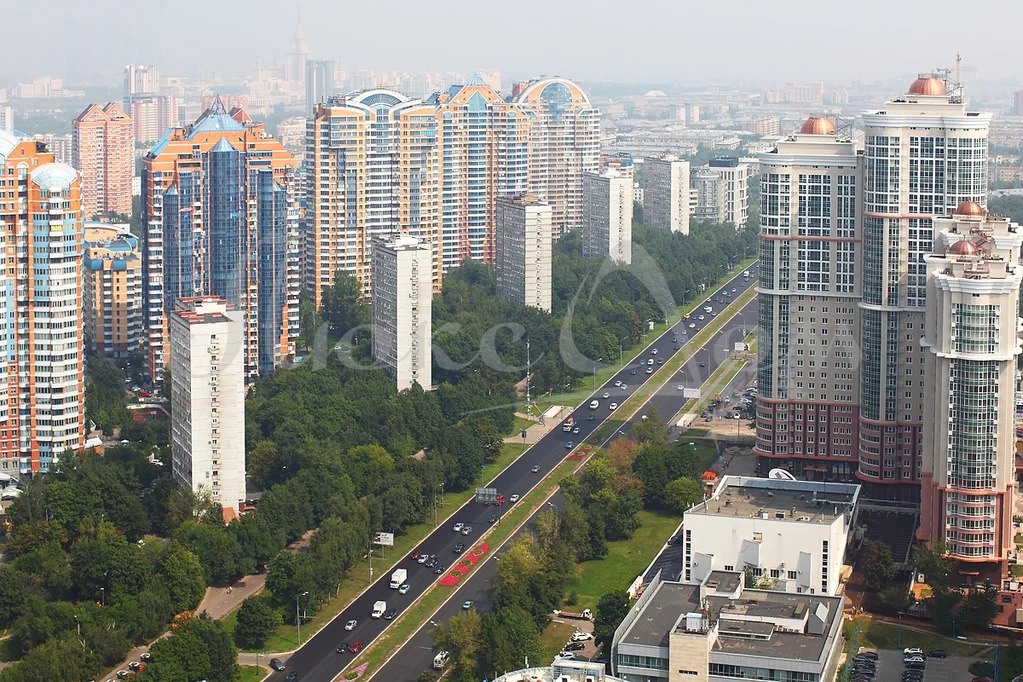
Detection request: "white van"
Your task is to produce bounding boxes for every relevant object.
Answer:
[433,651,450,670]
[704,305,713,314]
[589,400,599,410]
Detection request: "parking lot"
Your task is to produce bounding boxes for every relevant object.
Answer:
[873,650,976,682]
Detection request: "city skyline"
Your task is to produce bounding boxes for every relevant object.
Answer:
[3,0,1023,87]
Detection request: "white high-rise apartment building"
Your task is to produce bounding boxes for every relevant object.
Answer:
[919,206,1023,564]
[0,107,12,132]
[642,155,690,233]
[169,297,246,520]
[706,157,749,228]
[372,235,432,391]
[858,75,989,495]
[495,196,552,312]
[755,117,862,481]
[691,167,727,224]
[582,170,633,265]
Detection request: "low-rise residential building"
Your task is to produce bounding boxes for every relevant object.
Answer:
[612,570,845,682]
[682,475,860,596]
[83,224,143,358]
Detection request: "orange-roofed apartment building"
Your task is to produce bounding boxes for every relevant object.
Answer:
[142,98,299,384]
[303,76,599,307]
[72,102,134,219]
[0,130,85,476]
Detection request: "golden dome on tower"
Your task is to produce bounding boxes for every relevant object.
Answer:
[953,200,985,216]
[799,116,837,135]
[908,76,947,96]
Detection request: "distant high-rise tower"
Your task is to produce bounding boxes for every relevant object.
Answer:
[123,64,160,100]
[917,206,1023,570]
[83,224,143,358]
[1013,90,1023,117]
[123,64,175,144]
[371,236,432,391]
[642,155,690,233]
[706,157,749,228]
[72,102,134,218]
[142,98,299,384]
[582,170,633,264]
[858,74,989,496]
[169,297,246,521]
[0,107,12,132]
[0,131,84,475]
[495,196,552,312]
[754,117,862,481]
[285,10,311,87]
[305,60,335,112]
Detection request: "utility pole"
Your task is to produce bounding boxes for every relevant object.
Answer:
[526,339,530,414]
[296,591,308,646]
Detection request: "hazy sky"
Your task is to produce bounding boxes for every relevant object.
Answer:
[3,0,1020,87]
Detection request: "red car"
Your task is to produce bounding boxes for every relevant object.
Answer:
[349,641,363,653]
[138,390,152,398]
[410,550,422,561]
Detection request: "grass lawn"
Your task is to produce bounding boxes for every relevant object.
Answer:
[562,509,680,612]
[226,440,528,652]
[1012,564,1023,578]
[237,665,267,682]
[509,415,535,436]
[541,620,579,662]
[1015,533,1023,546]
[843,617,989,657]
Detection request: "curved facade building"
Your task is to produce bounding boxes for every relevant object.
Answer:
[303,75,600,306]
[0,131,84,474]
[754,118,862,480]
[858,75,990,497]
[918,207,1023,568]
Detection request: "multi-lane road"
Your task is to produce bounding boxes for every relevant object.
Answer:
[271,265,759,682]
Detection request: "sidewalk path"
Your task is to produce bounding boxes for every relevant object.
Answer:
[502,408,568,445]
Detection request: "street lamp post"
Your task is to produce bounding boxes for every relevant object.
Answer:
[296,591,309,646]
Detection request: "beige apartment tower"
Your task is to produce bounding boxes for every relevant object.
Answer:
[72,102,134,218]
[495,196,552,312]
[582,170,633,264]
[643,155,690,233]
[918,205,1023,570]
[371,235,433,391]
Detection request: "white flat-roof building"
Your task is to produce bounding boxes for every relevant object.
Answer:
[682,475,860,596]
[642,155,690,234]
[169,297,246,521]
[582,169,633,264]
[613,570,845,682]
[493,661,624,682]
[495,195,552,312]
[371,235,433,391]
[705,157,749,228]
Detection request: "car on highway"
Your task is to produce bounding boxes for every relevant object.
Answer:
[565,441,574,448]
[384,609,396,620]
[509,494,520,503]
[270,659,286,672]
[621,384,627,390]
[433,564,445,574]
[399,583,410,594]
[410,550,421,561]
[336,642,349,654]
[531,465,540,473]
[651,348,658,355]
[689,323,696,328]
[630,369,637,375]
[463,600,474,610]
[461,525,472,535]
[345,619,357,631]
[417,553,428,564]
[452,522,464,533]
[732,288,737,293]
[572,426,580,434]
[488,514,498,523]
[349,641,364,653]
[614,380,622,387]
[674,344,680,350]
[285,672,299,682]
[657,359,663,365]
[698,315,705,320]
[453,542,465,553]
[609,402,618,410]
[602,392,610,399]
[646,367,653,374]
[647,358,654,365]
[677,384,685,391]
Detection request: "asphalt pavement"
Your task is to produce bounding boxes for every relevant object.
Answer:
[270,266,759,682]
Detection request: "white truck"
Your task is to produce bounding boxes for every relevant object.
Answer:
[372,600,386,618]
[390,568,407,589]
[433,651,450,670]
